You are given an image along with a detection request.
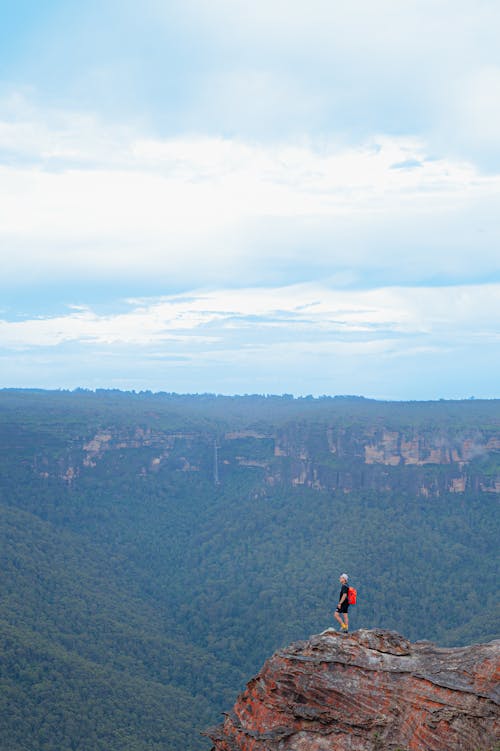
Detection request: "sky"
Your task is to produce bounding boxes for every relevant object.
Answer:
[1,0,499,398]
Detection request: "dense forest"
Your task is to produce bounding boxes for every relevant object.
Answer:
[0,389,498,750]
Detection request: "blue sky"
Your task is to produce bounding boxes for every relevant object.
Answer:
[1,0,499,397]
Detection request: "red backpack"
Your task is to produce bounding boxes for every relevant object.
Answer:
[347,587,357,605]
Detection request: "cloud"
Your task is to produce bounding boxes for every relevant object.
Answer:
[437,65,500,169]
[149,0,500,160]
[1,3,498,397]
[2,282,498,349]
[390,159,422,171]
[1,100,499,291]
[1,282,498,397]
[3,1,500,161]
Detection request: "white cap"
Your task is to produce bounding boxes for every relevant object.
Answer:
[340,573,348,581]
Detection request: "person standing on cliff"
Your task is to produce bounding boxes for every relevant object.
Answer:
[334,573,350,633]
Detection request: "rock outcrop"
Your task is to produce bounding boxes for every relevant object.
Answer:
[205,629,500,751]
[36,423,499,495]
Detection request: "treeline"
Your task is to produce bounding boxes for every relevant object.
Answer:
[1,388,498,433]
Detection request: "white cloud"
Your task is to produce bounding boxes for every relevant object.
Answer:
[156,0,500,161]
[1,100,499,288]
[438,66,500,166]
[1,3,498,396]
[0,95,133,165]
[0,306,218,349]
[2,283,498,353]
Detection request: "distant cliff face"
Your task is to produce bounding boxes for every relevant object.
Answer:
[268,425,499,495]
[37,422,499,496]
[206,629,500,751]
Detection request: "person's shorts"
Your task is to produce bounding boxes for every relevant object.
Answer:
[338,602,349,614]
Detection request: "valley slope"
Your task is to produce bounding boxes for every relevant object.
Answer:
[0,390,499,750]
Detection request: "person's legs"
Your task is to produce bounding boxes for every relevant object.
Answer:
[334,610,349,630]
[333,610,344,627]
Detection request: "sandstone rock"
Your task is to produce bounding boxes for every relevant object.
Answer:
[205,629,499,751]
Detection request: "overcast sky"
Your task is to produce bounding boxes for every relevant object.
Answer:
[1,0,499,398]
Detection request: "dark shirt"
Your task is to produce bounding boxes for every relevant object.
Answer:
[338,583,349,605]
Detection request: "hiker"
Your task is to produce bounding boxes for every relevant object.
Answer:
[334,573,350,633]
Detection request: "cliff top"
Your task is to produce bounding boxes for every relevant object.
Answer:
[206,629,500,751]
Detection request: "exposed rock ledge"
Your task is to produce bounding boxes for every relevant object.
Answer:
[205,629,499,751]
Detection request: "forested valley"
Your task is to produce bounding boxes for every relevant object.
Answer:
[0,389,498,751]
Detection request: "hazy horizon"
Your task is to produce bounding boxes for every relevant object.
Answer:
[2,387,498,403]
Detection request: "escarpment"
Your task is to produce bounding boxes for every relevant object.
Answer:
[35,422,499,496]
[205,629,500,751]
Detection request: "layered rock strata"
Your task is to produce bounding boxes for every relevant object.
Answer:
[38,424,499,494]
[206,629,500,751]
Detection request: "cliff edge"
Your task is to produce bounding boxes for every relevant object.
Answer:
[205,629,500,751]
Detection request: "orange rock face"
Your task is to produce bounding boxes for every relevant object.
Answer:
[205,629,500,751]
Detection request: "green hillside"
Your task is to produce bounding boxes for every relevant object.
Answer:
[0,390,499,750]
